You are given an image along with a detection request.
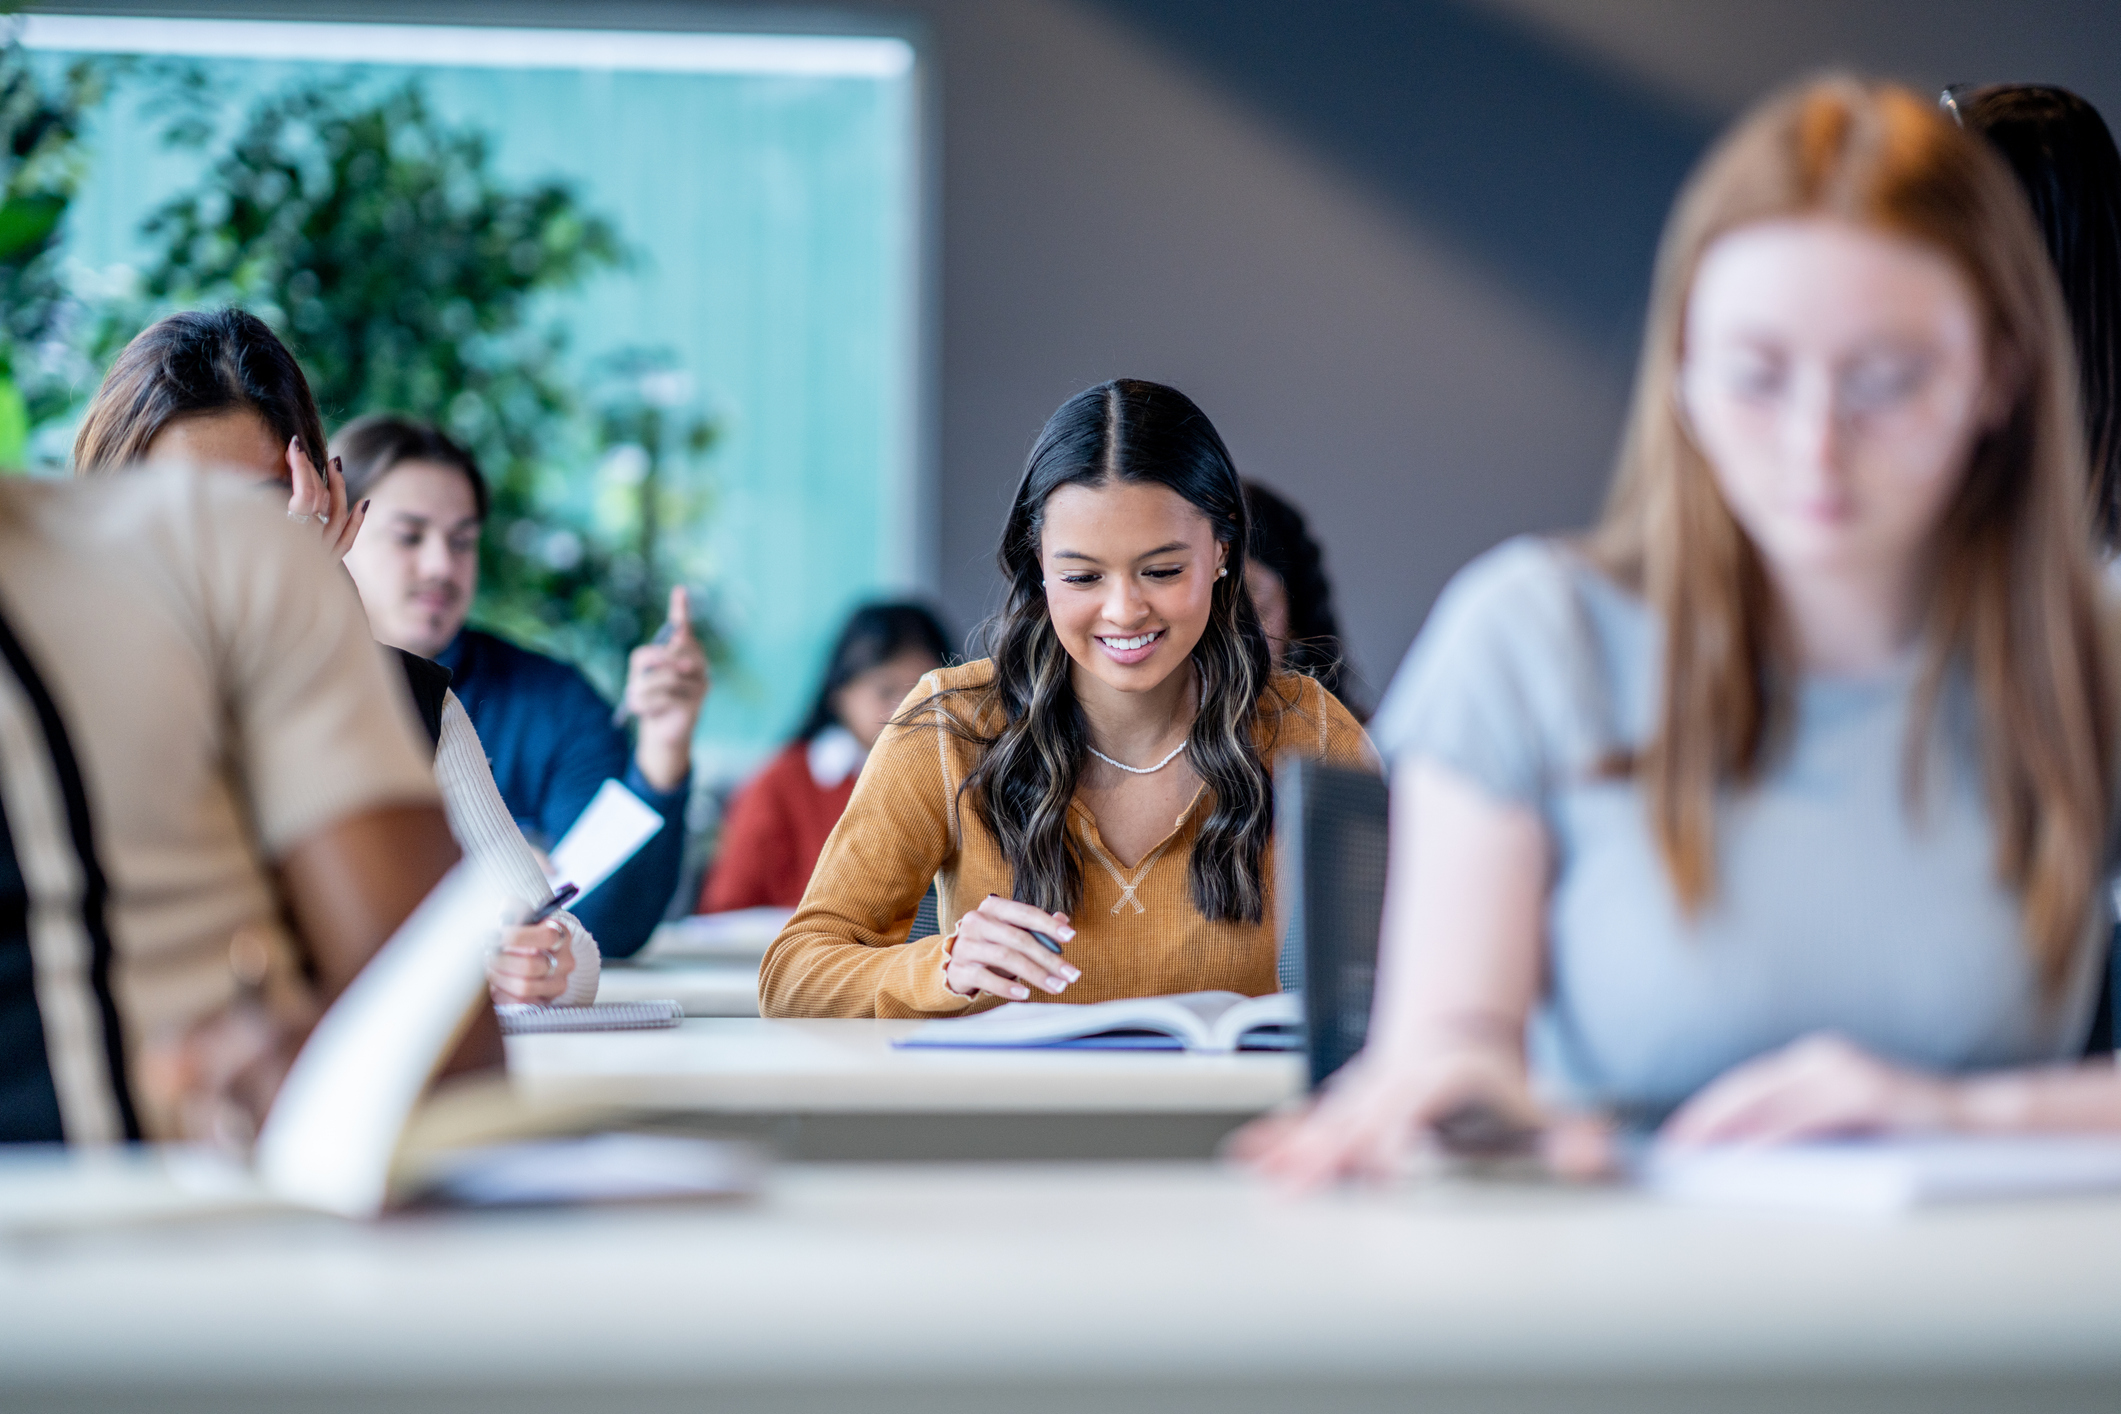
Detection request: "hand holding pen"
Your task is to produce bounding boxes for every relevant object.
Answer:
[943,894,1082,1001]
[487,883,579,1005]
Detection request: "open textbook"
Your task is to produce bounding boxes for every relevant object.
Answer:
[895,990,1302,1053]
[1643,1136,2121,1214]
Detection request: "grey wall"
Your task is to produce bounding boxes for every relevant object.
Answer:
[847,0,2121,701]
[30,0,2121,702]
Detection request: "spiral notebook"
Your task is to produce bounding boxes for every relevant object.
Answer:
[496,1000,684,1035]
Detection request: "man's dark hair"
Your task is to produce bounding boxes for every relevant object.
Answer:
[331,413,491,521]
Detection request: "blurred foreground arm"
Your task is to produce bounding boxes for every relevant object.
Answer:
[1662,1032,2121,1145]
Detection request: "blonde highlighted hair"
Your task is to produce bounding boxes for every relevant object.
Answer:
[1591,76,2114,991]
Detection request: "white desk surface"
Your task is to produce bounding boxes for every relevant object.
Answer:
[506,1017,1303,1114]
[4,1158,2121,1411]
[595,957,759,1016]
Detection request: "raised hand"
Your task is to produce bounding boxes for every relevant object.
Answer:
[284,437,368,563]
[624,586,710,792]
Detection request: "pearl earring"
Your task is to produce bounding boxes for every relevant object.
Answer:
[1217,567,1228,578]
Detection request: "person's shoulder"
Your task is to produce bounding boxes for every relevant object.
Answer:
[1413,534,1631,664]
[1258,669,1375,765]
[1436,533,1607,619]
[902,658,999,725]
[23,464,289,555]
[871,658,996,766]
[925,658,995,693]
[1368,534,1628,755]
[459,627,611,706]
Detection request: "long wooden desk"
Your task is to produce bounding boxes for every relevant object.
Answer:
[505,1018,1304,1160]
[4,1156,2119,1412]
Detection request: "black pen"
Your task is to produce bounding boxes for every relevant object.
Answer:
[987,892,1066,956]
[523,882,579,927]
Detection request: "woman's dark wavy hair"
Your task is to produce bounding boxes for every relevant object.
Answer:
[1243,479,1361,717]
[924,378,1279,924]
[1957,85,2121,545]
[795,601,954,743]
[73,309,326,476]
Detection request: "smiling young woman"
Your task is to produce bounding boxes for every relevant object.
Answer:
[758,380,1374,1018]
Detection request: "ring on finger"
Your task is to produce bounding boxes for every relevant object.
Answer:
[542,948,561,978]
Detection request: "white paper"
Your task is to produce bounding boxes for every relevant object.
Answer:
[1643,1136,2121,1214]
[547,778,665,902]
[254,863,508,1218]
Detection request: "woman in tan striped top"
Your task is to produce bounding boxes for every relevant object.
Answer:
[761,380,1373,1018]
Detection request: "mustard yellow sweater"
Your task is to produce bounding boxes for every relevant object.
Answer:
[759,661,1375,1018]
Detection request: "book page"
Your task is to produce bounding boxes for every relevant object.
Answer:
[253,863,508,1218]
[897,992,1271,1050]
[1209,992,1303,1051]
[898,995,1215,1048]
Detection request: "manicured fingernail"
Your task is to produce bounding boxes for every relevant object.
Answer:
[1057,926,1076,941]
[359,498,371,513]
[1063,967,1081,982]
[1047,976,1067,991]
[1011,986,1028,999]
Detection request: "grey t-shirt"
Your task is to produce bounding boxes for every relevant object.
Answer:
[1372,536,2105,1114]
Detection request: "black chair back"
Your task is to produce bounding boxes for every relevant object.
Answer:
[1275,756,1389,1089]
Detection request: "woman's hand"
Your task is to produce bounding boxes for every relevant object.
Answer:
[487,920,575,1004]
[1229,1036,1546,1188]
[284,437,367,563]
[944,895,1081,1001]
[627,586,711,792]
[1661,1033,1955,1147]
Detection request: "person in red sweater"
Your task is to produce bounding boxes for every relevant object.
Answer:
[698,603,951,912]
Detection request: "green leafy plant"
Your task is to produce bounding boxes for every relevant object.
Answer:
[0,39,103,466]
[111,73,720,691]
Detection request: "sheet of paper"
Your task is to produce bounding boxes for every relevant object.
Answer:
[253,863,508,1218]
[1643,1136,2121,1214]
[547,778,665,902]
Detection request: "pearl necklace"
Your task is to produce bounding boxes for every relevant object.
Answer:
[1087,740,1189,775]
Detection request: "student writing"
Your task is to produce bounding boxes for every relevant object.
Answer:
[334,414,708,959]
[760,379,1372,1018]
[1243,77,2121,1179]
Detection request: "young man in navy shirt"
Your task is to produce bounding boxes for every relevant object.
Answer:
[336,417,709,958]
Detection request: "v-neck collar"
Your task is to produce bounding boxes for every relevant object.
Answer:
[1068,784,1206,914]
